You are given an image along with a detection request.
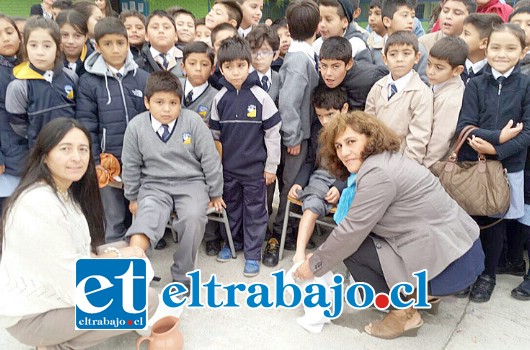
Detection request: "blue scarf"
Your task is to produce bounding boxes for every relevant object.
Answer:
[333,173,357,224]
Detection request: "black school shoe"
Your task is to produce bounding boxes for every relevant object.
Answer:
[262,238,280,267]
[496,260,527,276]
[469,274,496,303]
[155,237,167,250]
[453,285,472,298]
[205,239,221,256]
[511,274,530,301]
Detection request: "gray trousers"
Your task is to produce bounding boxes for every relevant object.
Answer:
[272,141,309,235]
[125,182,209,283]
[100,186,130,243]
[7,288,158,350]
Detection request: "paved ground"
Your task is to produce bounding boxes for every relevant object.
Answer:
[1,226,529,350]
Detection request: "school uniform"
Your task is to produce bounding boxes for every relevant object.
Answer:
[76,50,149,243]
[365,70,434,165]
[461,59,488,84]
[122,110,223,283]
[248,69,280,106]
[418,30,444,53]
[135,43,185,78]
[6,62,77,149]
[424,75,465,168]
[180,78,219,123]
[0,56,27,178]
[210,75,282,260]
[63,43,93,79]
[313,24,367,59]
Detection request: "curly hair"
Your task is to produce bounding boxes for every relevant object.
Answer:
[319,111,401,179]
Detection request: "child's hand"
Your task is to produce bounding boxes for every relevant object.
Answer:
[287,144,301,155]
[264,172,276,185]
[209,197,226,212]
[288,184,302,199]
[129,201,138,216]
[499,119,523,143]
[468,135,497,155]
[325,186,340,204]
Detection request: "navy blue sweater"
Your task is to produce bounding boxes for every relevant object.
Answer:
[0,56,27,176]
[457,65,530,172]
[76,51,148,161]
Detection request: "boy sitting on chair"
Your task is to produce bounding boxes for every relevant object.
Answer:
[122,71,224,290]
[289,84,348,263]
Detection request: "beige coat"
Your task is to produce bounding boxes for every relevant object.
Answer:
[365,72,434,164]
[308,151,480,288]
[419,31,444,53]
[423,76,465,168]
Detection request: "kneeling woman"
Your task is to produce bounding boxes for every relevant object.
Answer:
[0,118,157,349]
[295,111,484,339]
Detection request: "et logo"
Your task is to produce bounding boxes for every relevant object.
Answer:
[75,259,148,330]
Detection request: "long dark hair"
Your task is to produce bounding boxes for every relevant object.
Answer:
[1,118,104,252]
[0,14,24,64]
[24,16,63,71]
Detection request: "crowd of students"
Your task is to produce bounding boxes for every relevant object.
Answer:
[1,0,530,344]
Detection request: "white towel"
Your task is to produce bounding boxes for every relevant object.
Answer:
[285,262,335,333]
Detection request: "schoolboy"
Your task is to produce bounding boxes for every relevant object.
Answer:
[290,84,348,263]
[313,0,367,58]
[236,0,263,37]
[264,0,320,267]
[510,6,530,75]
[359,0,429,84]
[180,41,218,123]
[319,36,387,111]
[419,0,476,52]
[210,36,281,277]
[423,37,467,168]
[209,23,239,91]
[195,18,212,46]
[76,18,149,244]
[270,17,291,72]
[365,31,433,165]
[205,0,243,30]
[119,10,146,59]
[460,13,503,83]
[246,24,281,104]
[246,24,281,237]
[367,0,387,49]
[135,10,185,78]
[170,8,196,49]
[123,71,224,289]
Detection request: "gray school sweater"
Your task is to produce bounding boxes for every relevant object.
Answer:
[180,79,219,123]
[279,51,319,147]
[121,110,223,201]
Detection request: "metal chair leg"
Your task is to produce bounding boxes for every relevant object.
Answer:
[279,200,291,261]
[221,208,237,259]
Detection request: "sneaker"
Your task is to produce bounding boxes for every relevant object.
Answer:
[469,274,496,303]
[244,259,260,277]
[216,245,232,262]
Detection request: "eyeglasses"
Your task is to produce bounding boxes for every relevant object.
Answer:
[251,50,275,58]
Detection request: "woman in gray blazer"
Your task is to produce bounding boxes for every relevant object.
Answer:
[294,111,484,339]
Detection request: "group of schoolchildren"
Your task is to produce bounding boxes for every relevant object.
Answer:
[1,0,530,305]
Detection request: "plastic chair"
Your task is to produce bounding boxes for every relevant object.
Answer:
[279,195,337,261]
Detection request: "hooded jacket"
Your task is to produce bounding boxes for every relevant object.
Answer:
[134,43,185,78]
[6,62,77,149]
[0,56,28,176]
[75,50,148,161]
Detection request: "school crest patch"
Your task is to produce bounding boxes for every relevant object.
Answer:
[65,85,74,100]
[182,132,192,144]
[198,105,209,118]
[247,104,256,118]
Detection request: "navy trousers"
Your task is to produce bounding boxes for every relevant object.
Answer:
[223,172,268,260]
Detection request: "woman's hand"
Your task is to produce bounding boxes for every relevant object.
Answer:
[325,186,340,204]
[289,184,302,199]
[468,135,496,155]
[294,254,315,280]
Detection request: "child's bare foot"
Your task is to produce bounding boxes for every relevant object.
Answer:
[292,252,305,264]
